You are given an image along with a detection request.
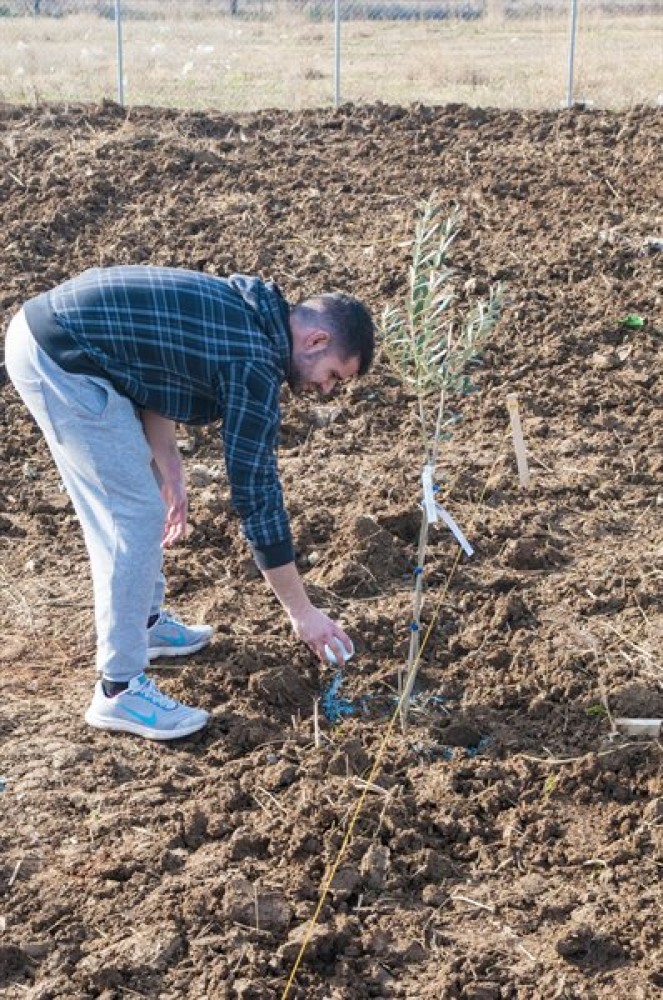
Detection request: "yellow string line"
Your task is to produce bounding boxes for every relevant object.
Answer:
[280,439,508,999]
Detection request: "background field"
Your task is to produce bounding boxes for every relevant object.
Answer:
[1,2,662,109]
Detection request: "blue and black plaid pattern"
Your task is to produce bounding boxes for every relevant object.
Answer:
[24,265,295,567]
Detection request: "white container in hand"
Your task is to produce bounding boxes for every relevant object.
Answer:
[324,639,355,665]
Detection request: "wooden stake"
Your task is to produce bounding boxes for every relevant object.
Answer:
[8,860,22,887]
[506,393,530,488]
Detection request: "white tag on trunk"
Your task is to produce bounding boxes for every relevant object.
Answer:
[422,464,438,524]
[434,502,474,557]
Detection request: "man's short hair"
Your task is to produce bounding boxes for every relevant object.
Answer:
[299,292,375,376]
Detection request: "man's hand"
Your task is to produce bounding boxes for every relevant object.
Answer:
[289,605,353,664]
[160,472,188,547]
[262,561,353,663]
[140,410,188,547]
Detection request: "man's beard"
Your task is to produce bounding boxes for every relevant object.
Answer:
[286,364,304,394]
[287,353,315,395]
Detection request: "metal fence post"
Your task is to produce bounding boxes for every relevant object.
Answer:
[566,0,579,107]
[115,0,125,106]
[334,0,341,108]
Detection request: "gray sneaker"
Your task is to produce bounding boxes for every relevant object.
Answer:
[147,609,214,660]
[85,672,209,741]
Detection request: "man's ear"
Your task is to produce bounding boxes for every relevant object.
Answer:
[302,328,331,353]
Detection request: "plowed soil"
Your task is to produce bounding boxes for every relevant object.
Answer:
[0,100,662,1000]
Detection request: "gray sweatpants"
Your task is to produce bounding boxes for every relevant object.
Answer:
[5,309,167,682]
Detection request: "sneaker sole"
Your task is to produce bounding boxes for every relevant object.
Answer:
[147,637,212,660]
[84,709,209,741]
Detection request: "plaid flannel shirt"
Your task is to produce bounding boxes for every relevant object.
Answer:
[24,265,295,569]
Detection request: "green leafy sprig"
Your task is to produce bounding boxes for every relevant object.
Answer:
[381,195,502,458]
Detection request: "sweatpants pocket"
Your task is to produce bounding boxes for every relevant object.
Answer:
[68,375,112,420]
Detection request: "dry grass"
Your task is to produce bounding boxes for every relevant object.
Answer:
[0,11,661,111]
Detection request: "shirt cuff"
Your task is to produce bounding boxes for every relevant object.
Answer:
[251,538,295,571]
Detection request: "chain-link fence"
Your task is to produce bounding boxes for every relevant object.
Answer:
[1,0,661,111]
